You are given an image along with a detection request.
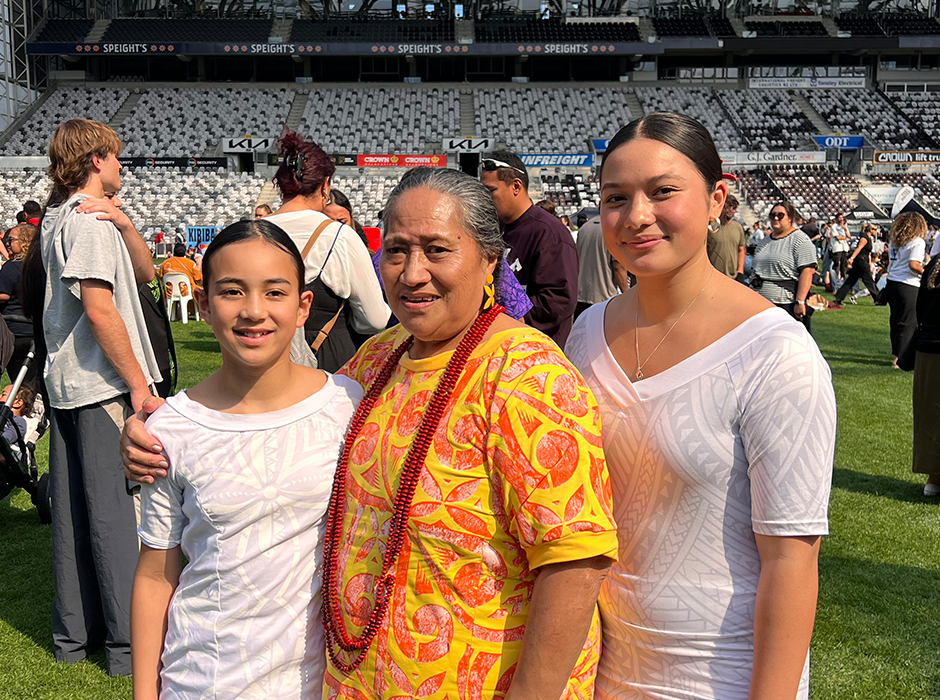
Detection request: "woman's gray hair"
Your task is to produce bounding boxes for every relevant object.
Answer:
[382,168,505,261]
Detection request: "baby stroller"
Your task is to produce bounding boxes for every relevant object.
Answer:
[0,315,51,524]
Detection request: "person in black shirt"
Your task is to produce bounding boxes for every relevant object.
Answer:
[480,151,579,348]
[831,221,880,308]
[0,223,37,385]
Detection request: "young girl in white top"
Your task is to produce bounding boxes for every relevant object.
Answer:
[130,220,362,699]
[565,112,836,700]
[884,212,927,367]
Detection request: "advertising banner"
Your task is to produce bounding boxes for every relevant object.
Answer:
[268,153,357,166]
[738,151,827,164]
[124,157,228,169]
[518,153,594,167]
[812,135,864,150]
[592,139,611,154]
[444,138,491,153]
[747,76,866,89]
[28,41,654,57]
[874,150,940,164]
[186,226,217,247]
[223,136,276,153]
[357,154,446,168]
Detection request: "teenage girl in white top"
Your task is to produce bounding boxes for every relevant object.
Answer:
[884,212,927,367]
[565,112,835,700]
[130,220,362,699]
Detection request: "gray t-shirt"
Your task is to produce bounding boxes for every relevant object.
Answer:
[42,193,162,409]
[576,216,619,305]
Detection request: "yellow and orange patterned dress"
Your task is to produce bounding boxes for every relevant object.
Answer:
[326,324,618,700]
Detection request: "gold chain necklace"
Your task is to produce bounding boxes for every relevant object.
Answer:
[634,268,714,381]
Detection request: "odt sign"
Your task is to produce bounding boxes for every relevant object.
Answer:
[811,135,864,150]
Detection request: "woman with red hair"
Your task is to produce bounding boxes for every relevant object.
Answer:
[266,131,389,371]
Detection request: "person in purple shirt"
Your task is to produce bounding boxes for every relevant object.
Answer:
[480,151,579,349]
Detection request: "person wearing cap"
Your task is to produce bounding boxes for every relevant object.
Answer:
[480,151,579,348]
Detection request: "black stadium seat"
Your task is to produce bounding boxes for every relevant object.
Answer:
[100,19,272,44]
[35,19,95,43]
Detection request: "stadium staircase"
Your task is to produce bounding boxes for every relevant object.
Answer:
[876,87,940,149]
[86,19,110,43]
[625,90,644,121]
[459,91,475,135]
[285,91,309,133]
[270,19,292,43]
[255,181,277,209]
[638,18,655,42]
[108,91,143,130]
[0,87,56,149]
[455,20,474,44]
[728,18,746,37]
[819,18,840,37]
[791,92,833,136]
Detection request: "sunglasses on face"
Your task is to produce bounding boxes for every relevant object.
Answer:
[481,158,527,177]
[769,212,786,220]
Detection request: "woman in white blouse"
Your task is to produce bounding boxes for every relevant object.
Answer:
[265,131,390,371]
[565,112,836,700]
[883,212,927,368]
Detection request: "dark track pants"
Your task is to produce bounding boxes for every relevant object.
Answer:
[49,395,137,677]
[835,262,880,304]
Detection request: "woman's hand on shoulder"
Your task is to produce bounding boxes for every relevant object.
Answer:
[121,396,168,484]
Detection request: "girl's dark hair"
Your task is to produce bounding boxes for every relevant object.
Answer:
[600,112,722,189]
[770,201,800,223]
[273,131,335,201]
[202,219,305,289]
[330,189,354,219]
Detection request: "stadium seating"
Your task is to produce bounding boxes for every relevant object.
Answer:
[881,15,940,36]
[34,19,94,43]
[333,173,400,227]
[0,170,50,226]
[1,88,129,157]
[540,173,599,217]
[652,18,709,37]
[718,89,816,150]
[118,88,294,157]
[634,87,746,151]
[101,19,272,44]
[734,168,784,222]
[706,17,737,36]
[299,88,458,153]
[890,91,940,145]
[118,167,265,237]
[870,171,940,213]
[474,88,633,153]
[764,164,857,221]
[475,18,640,43]
[802,89,934,149]
[744,20,828,37]
[290,19,454,43]
[834,15,886,36]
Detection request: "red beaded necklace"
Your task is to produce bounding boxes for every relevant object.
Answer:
[322,304,504,673]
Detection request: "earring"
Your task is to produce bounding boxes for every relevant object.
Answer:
[483,274,495,310]
[707,218,720,234]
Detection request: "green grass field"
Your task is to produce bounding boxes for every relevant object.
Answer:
[0,298,937,699]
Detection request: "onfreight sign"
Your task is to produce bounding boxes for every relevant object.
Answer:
[357,154,446,168]
[186,226,217,247]
[874,151,940,164]
[444,138,491,153]
[124,157,228,169]
[592,139,611,154]
[519,153,594,167]
[812,135,864,150]
[223,136,275,153]
[747,76,866,89]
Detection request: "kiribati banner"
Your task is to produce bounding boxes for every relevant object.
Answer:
[357,154,446,168]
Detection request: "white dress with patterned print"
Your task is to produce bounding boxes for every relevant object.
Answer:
[138,374,362,699]
[566,304,836,700]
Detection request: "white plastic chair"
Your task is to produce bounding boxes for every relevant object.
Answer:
[163,272,200,324]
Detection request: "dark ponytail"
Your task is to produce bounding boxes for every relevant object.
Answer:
[273,131,335,201]
[202,219,305,289]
